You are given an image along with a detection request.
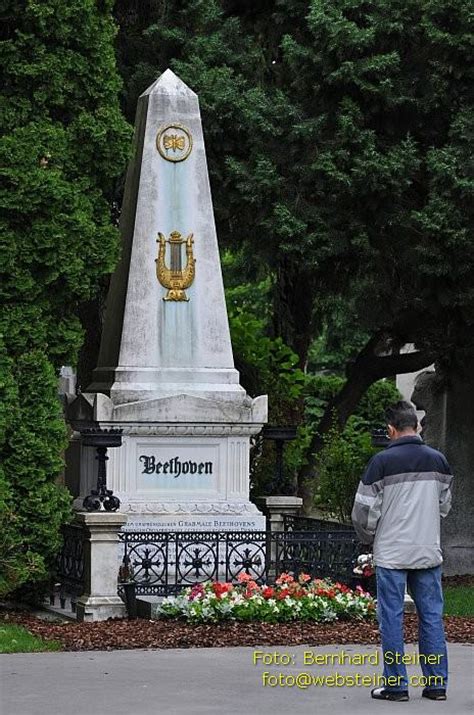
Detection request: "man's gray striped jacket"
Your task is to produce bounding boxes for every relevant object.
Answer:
[351,435,453,569]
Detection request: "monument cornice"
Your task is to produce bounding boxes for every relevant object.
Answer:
[119,500,262,515]
[107,423,263,437]
[69,423,264,437]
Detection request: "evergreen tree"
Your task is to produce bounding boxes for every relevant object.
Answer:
[277,0,473,480]
[0,0,131,595]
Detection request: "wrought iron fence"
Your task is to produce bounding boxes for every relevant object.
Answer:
[51,523,85,611]
[118,529,361,596]
[51,521,363,607]
[275,530,360,581]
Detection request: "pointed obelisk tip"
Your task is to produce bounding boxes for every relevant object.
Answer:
[140,69,197,98]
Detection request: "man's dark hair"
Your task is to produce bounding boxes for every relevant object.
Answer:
[385,401,418,431]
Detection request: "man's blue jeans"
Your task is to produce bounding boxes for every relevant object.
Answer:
[376,566,448,692]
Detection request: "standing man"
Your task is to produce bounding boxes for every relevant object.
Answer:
[352,401,453,702]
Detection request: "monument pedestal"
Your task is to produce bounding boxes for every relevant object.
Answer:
[255,496,303,533]
[75,512,127,622]
[67,393,267,531]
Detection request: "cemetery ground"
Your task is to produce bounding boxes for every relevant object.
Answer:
[0,577,473,653]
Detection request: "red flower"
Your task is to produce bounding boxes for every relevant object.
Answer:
[212,582,233,599]
[293,588,305,598]
[262,586,274,599]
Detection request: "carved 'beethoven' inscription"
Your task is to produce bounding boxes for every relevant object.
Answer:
[139,455,213,478]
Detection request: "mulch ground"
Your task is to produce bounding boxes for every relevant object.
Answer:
[2,610,473,651]
[442,574,474,587]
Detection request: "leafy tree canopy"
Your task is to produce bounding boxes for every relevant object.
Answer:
[0,0,131,596]
[1,0,132,363]
[115,0,473,371]
[114,0,472,498]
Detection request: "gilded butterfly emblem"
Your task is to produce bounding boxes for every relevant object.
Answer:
[163,134,186,152]
[156,124,193,162]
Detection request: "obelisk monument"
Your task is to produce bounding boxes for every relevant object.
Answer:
[65,70,267,530]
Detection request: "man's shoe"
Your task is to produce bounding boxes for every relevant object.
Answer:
[371,687,409,701]
[422,689,447,701]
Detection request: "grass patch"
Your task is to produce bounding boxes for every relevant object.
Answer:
[0,624,61,653]
[444,587,474,617]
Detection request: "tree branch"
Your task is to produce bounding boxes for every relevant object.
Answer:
[297,336,438,510]
[351,348,436,381]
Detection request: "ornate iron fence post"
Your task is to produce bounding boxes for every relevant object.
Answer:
[262,426,298,495]
[81,428,122,512]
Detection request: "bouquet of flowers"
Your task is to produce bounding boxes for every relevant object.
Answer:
[353,553,375,578]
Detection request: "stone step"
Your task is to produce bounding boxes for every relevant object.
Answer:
[136,596,164,619]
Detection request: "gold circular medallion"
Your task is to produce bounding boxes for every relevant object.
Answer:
[156,123,193,162]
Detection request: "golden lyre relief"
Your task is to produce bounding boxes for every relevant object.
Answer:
[156,123,193,162]
[156,231,196,302]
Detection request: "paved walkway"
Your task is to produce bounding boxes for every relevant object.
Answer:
[1,644,473,715]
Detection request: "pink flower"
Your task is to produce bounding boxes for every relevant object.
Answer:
[275,572,294,585]
[188,583,205,601]
[238,572,252,583]
[299,573,311,583]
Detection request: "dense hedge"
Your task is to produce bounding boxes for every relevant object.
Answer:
[0,0,131,597]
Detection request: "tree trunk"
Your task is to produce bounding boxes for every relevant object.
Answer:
[273,257,316,370]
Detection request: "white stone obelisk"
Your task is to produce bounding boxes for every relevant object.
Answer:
[89,69,244,404]
[65,70,267,529]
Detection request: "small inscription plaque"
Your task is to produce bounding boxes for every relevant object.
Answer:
[122,514,267,532]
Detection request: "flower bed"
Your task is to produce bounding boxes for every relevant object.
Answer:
[158,572,376,624]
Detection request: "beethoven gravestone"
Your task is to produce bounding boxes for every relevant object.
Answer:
[65,69,267,530]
